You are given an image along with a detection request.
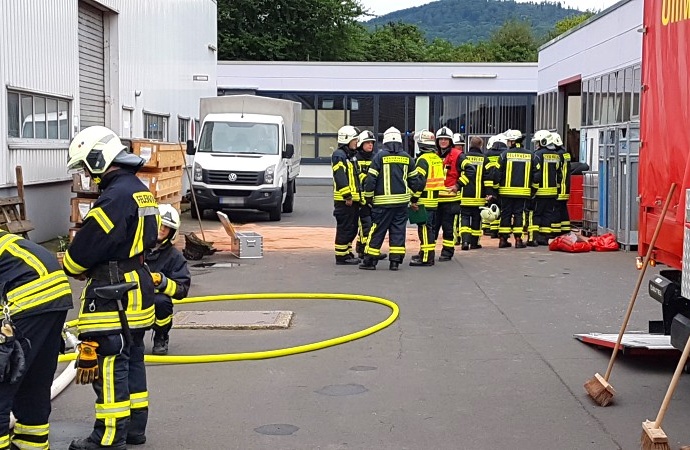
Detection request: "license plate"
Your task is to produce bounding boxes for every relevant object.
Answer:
[220,197,244,206]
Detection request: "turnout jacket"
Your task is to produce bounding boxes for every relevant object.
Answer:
[411,151,445,209]
[0,231,73,319]
[145,241,191,300]
[438,146,462,203]
[332,145,361,203]
[63,169,160,337]
[456,147,486,207]
[557,146,571,201]
[363,142,422,207]
[498,145,535,198]
[485,142,508,197]
[354,148,377,185]
[533,145,563,198]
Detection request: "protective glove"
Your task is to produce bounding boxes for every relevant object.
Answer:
[0,322,26,384]
[151,272,163,286]
[75,341,99,385]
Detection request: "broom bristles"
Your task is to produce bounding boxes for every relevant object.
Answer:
[584,373,616,406]
[641,420,670,450]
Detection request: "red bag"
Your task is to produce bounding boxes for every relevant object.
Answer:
[549,233,592,253]
[588,233,619,252]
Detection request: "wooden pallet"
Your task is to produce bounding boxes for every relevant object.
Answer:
[0,167,34,238]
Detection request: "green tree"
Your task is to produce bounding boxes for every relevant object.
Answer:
[486,20,538,62]
[365,22,428,62]
[217,0,366,61]
[548,12,595,39]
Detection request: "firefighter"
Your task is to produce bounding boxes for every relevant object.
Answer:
[0,232,73,450]
[146,204,191,356]
[497,129,533,249]
[452,133,465,153]
[553,132,571,235]
[409,130,445,266]
[64,126,160,450]
[455,136,486,250]
[332,125,362,265]
[360,127,422,271]
[532,130,563,246]
[483,133,507,238]
[353,130,385,261]
[432,127,462,261]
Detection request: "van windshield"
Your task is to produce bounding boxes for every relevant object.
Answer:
[198,122,279,155]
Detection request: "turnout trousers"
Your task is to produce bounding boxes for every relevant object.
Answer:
[87,330,148,447]
[499,197,528,239]
[356,205,373,257]
[153,293,173,335]
[534,197,559,238]
[333,201,359,260]
[555,200,570,235]
[0,311,67,450]
[416,208,437,263]
[365,206,408,263]
[433,202,460,257]
[459,206,482,245]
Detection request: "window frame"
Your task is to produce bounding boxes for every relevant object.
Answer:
[178,117,190,143]
[7,89,71,141]
[143,112,169,141]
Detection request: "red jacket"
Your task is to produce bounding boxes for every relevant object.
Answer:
[442,147,462,187]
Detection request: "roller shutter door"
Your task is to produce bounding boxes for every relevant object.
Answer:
[78,3,105,129]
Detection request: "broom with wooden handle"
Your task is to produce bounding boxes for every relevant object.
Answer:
[584,182,677,407]
[640,318,690,450]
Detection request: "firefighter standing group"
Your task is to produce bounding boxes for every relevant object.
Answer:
[332,125,572,270]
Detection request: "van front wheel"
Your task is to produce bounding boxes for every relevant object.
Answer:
[268,202,282,221]
[282,180,295,213]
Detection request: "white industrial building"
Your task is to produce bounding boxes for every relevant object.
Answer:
[536,0,643,246]
[217,61,538,177]
[0,0,217,242]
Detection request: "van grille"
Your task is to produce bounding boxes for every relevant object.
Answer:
[205,170,262,186]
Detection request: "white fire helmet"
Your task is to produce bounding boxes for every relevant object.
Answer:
[480,204,500,222]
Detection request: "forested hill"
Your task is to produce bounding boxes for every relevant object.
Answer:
[364,0,582,44]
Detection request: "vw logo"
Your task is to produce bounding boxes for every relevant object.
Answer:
[228,173,238,182]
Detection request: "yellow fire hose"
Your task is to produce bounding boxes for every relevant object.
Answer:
[58,292,399,364]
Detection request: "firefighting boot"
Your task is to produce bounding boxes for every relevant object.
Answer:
[461,235,470,251]
[336,255,360,265]
[514,237,527,249]
[410,251,423,262]
[470,236,482,249]
[389,261,400,271]
[498,237,512,248]
[358,256,377,270]
[490,230,500,239]
[152,330,169,356]
[410,251,434,267]
[526,238,539,247]
[535,232,550,246]
[376,253,388,261]
[438,248,454,262]
[69,438,126,450]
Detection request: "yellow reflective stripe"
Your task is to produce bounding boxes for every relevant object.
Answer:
[9,283,71,315]
[96,400,131,419]
[383,164,391,196]
[13,423,49,436]
[138,206,158,217]
[85,207,114,234]
[63,250,87,275]
[368,168,379,177]
[155,314,173,327]
[3,241,47,277]
[162,278,177,297]
[389,246,405,254]
[0,434,9,447]
[332,161,345,172]
[10,439,49,449]
[130,217,144,257]
[100,356,117,446]
[0,233,20,251]
[130,391,149,409]
[124,271,140,312]
[416,166,427,177]
[6,270,67,302]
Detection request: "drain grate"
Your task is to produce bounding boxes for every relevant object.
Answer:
[172,310,293,330]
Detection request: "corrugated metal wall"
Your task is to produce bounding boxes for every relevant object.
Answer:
[116,0,217,140]
[0,0,80,187]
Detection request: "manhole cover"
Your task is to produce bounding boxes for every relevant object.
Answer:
[254,424,299,436]
[173,310,293,330]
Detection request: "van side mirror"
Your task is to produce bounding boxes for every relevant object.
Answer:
[283,143,294,159]
[186,139,196,155]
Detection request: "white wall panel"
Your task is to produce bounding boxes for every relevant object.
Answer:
[218,62,538,94]
[0,0,80,187]
[116,0,217,140]
[538,0,643,92]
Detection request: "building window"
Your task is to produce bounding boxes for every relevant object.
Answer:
[7,90,70,139]
[144,113,168,140]
[178,118,189,142]
[194,119,201,140]
[632,64,641,118]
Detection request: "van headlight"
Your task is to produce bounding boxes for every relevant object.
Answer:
[193,163,203,182]
[265,165,275,184]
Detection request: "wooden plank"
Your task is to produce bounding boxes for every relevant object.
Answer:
[15,166,26,220]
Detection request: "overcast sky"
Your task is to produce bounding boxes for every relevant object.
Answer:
[361,0,620,17]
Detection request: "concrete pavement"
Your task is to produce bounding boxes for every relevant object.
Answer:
[49,186,690,449]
